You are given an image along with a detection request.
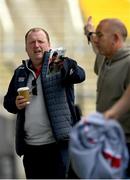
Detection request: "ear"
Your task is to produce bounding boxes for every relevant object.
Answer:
[113,32,120,42]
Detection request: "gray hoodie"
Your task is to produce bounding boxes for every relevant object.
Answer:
[95,46,130,141]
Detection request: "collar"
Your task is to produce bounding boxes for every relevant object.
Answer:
[31,64,42,78]
[22,59,42,79]
[26,61,42,79]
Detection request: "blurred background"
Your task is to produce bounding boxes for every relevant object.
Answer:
[0,0,130,178]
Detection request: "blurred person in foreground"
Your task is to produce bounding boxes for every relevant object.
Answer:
[84,16,130,177]
[3,27,85,179]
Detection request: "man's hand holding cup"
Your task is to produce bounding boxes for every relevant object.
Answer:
[16,87,30,110]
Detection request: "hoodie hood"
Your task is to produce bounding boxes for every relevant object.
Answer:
[108,46,130,64]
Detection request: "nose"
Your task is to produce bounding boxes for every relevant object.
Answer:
[34,41,39,47]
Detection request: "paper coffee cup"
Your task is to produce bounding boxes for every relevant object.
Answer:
[17,87,30,104]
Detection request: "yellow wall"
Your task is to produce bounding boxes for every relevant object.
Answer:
[79,0,130,35]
